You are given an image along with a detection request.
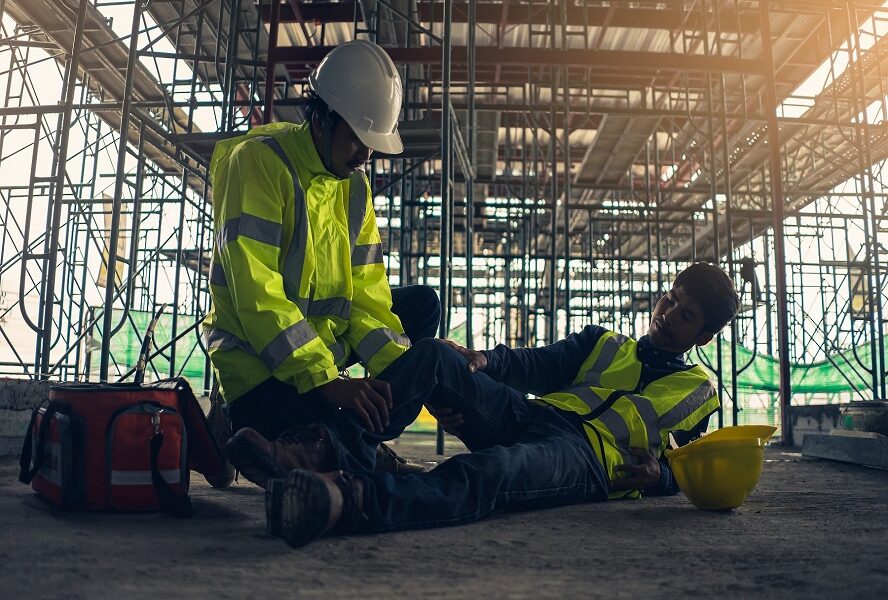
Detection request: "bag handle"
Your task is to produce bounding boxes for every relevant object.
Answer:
[149,429,193,518]
[19,401,67,484]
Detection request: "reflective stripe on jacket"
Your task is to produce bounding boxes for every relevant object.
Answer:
[538,331,719,499]
[202,122,409,401]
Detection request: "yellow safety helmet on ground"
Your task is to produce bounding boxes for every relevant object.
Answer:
[665,425,777,510]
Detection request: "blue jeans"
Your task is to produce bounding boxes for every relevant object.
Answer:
[229,284,441,439]
[317,339,608,533]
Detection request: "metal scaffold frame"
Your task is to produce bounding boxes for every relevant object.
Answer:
[1,1,886,448]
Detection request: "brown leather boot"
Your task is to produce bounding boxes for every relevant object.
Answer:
[224,425,335,489]
[271,469,365,548]
[375,442,428,474]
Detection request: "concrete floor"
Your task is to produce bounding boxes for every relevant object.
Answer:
[2,436,886,599]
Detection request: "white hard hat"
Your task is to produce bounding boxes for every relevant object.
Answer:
[309,40,403,155]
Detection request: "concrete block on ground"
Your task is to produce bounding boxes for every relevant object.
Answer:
[802,430,888,469]
[0,378,49,457]
[788,404,844,447]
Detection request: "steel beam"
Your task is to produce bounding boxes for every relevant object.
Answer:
[274,46,767,75]
[263,2,760,34]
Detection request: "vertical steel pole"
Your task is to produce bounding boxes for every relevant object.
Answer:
[848,0,885,400]
[263,0,281,123]
[169,167,189,377]
[465,0,476,349]
[720,73,740,426]
[760,0,793,444]
[437,0,453,454]
[99,0,143,382]
[439,0,452,339]
[37,0,89,377]
[705,69,724,429]
[562,66,571,337]
[548,78,558,344]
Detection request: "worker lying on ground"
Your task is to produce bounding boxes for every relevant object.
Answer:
[202,40,438,474]
[225,263,739,547]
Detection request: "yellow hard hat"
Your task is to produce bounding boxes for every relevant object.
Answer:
[665,425,776,510]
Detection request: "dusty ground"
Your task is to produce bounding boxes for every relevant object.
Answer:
[1,436,886,599]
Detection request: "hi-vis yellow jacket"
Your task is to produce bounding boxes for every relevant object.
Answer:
[202,122,409,402]
[538,331,720,499]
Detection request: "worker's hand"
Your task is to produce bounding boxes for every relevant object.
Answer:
[610,447,661,491]
[426,405,464,435]
[437,339,488,373]
[315,378,392,433]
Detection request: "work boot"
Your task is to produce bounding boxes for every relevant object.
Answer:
[267,469,365,548]
[375,442,428,474]
[224,424,335,489]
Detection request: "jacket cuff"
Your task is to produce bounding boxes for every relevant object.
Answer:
[481,349,500,375]
[295,366,341,395]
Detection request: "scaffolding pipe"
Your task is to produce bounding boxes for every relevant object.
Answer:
[436,0,453,454]
[760,0,794,444]
[99,0,143,382]
[465,0,476,349]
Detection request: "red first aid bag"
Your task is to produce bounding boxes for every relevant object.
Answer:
[18,378,225,517]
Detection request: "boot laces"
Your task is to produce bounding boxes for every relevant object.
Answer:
[377,442,407,465]
[332,471,366,533]
[276,425,324,448]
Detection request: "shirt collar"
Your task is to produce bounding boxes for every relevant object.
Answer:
[636,334,687,368]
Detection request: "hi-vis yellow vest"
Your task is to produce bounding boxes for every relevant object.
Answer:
[202,122,409,402]
[538,331,719,499]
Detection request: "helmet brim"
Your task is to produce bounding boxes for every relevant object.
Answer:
[352,125,404,155]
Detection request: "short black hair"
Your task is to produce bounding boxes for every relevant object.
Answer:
[673,262,740,333]
[303,89,342,126]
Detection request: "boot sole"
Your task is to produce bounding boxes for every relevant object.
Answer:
[265,478,285,537]
[224,434,287,489]
[280,469,332,548]
[394,462,429,475]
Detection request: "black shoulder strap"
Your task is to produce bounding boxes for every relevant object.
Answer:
[585,390,627,421]
[19,401,68,484]
[149,431,193,518]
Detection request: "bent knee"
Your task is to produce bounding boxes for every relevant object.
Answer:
[414,285,441,313]
[407,338,463,368]
[409,337,445,357]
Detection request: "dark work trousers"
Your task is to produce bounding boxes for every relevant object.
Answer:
[228,284,441,440]
[275,338,608,532]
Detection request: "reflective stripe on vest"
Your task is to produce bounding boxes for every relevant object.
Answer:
[347,170,385,267]
[217,213,282,248]
[348,170,367,251]
[584,334,628,386]
[254,136,309,304]
[354,327,410,365]
[255,140,376,317]
[209,254,227,287]
[205,321,320,373]
[539,331,719,498]
[352,242,383,266]
[575,331,639,390]
[205,325,348,370]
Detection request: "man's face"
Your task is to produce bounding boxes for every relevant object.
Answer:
[648,285,714,354]
[313,113,372,178]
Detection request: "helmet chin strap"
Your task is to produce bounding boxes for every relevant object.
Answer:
[320,110,338,178]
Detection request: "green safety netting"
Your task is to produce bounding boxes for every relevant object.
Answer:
[91,308,208,390]
[97,311,873,428]
[696,342,874,394]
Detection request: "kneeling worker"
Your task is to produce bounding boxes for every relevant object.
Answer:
[202,40,439,473]
[225,263,739,546]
